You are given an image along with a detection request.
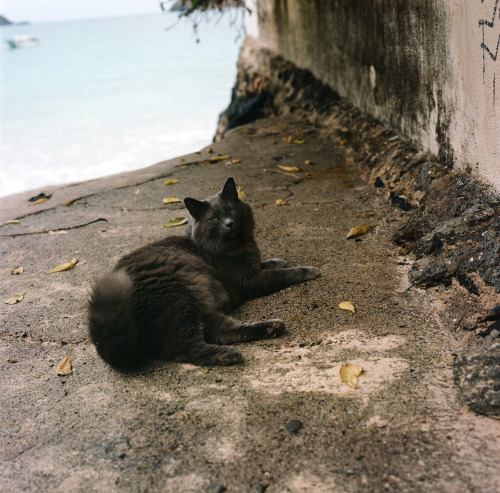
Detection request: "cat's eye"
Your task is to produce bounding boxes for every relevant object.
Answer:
[210,216,219,222]
[229,208,236,215]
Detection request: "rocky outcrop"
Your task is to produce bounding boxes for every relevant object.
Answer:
[217,37,500,416]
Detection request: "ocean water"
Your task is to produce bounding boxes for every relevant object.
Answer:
[0,12,242,198]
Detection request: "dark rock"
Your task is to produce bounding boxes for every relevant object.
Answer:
[389,191,415,211]
[413,232,444,257]
[478,319,500,338]
[487,305,500,321]
[206,485,227,493]
[456,272,480,296]
[453,341,500,417]
[374,177,385,187]
[409,258,452,288]
[285,419,303,434]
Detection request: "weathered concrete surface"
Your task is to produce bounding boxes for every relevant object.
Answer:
[250,0,500,190]
[1,115,499,492]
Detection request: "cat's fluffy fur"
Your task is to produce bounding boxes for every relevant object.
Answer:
[88,177,318,369]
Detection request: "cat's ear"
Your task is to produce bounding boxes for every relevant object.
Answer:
[220,177,238,202]
[184,198,209,221]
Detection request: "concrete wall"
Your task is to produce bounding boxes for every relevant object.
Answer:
[248,0,500,189]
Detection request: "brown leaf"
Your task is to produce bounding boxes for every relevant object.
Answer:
[29,197,49,205]
[340,364,363,388]
[11,266,24,275]
[57,350,72,376]
[339,301,356,314]
[46,258,78,274]
[232,159,241,164]
[206,147,213,154]
[278,165,301,172]
[346,225,368,239]
[209,154,231,162]
[162,197,182,204]
[164,179,179,186]
[360,212,374,218]
[276,199,288,206]
[4,294,24,305]
[305,160,313,166]
[164,217,188,228]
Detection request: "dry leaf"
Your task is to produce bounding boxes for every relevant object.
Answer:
[29,197,49,205]
[63,199,76,206]
[206,147,213,154]
[293,139,306,144]
[360,212,374,218]
[6,219,20,225]
[295,129,303,135]
[164,179,179,186]
[4,294,24,305]
[339,301,356,313]
[347,225,368,239]
[162,197,182,204]
[276,199,288,206]
[177,165,187,169]
[232,159,241,164]
[282,135,293,143]
[305,160,313,166]
[272,139,277,145]
[340,364,363,388]
[46,257,78,274]
[209,154,231,162]
[57,350,72,376]
[237,187,247,199]
[11,266,24,275]
[164,217,188,228]
[278,165,301,172]
[277,123,287,127]
[340,139,348,146]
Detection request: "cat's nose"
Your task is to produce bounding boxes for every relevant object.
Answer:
[224,219,234,229]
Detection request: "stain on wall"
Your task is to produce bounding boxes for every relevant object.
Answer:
[479,0,499,106]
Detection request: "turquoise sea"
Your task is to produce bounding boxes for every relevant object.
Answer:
[0,12,242,198]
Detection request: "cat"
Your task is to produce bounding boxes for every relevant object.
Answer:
[88,177,318,370]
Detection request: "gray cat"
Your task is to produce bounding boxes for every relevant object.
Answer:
[88,177,318,370]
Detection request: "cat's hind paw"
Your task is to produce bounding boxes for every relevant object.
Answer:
[266,319,286,337]
[216,348,244,366]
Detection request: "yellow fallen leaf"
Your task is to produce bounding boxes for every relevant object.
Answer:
[340,364,363,389]
[29,197,49,205]
[46,257,78,274]
[164,179,179,186]
[6,219,20,225]
[4,294,24,305]
[237,186,247,199]
[209,154,231,162]
[57,350,72,376]
[232,159,241,164]
[276,199,288,206]
[164,217,188,228]
[162,197,182,204]
[282,136,293,143]
[177,165,187,169]
[339,301,356,313]
[11,266,24,275]
[293,139,306,144]
[360,212,374,218]
[277,123,287,127]
[305,160,313,165]
[278,165,301,172]
[347,225,368,239]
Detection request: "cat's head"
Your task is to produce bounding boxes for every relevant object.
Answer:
[184,177,254,255]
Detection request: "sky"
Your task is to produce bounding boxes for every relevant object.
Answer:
[1,0,162,24]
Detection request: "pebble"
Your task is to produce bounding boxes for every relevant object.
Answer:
[286,419,303,434]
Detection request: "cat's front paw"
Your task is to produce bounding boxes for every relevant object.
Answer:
[262,258,288,269]
[298,266,320,281]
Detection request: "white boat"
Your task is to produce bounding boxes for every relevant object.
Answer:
[6,34,39,49]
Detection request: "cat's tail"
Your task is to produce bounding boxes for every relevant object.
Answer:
[88,269,146,371]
